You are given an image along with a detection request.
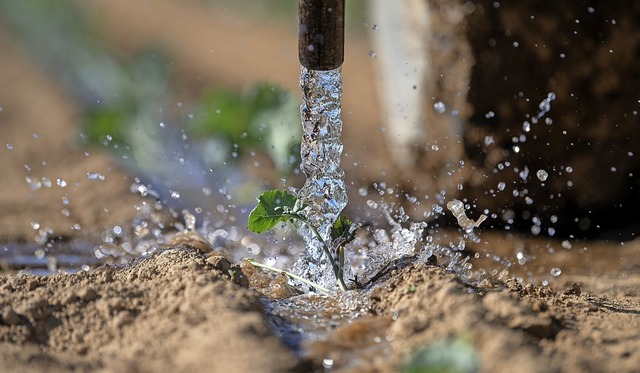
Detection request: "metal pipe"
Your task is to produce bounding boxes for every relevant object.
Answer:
[298,0,345,70]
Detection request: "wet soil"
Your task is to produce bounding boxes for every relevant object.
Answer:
[1,2,640,373]
[2,242,639,373]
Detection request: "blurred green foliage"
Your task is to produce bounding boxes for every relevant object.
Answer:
[402,335,479,373]
[1,0,301,174]
[189,82,301,172]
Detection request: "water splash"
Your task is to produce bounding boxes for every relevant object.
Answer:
[294,67,348,288]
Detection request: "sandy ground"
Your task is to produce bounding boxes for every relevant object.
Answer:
[1,2,640,373]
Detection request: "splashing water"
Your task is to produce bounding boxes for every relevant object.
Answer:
[294,67,348,288]
[446,199,487,232]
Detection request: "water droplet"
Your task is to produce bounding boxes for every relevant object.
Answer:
[25,176,42,191]
[30,221,40,230]
[6,143,13,150]
[550,267,562,277]
[170,191,181,199]
[246,243,261,255]
[369,50,377,58]
[182,210,196,231]
[447,199,487,231]
[497,182,506,191]
[484,135,494,146]
[322,358,334,369]
[516,251,529,265]
[531,225,541,235]
[86,172,105,181]
[358,187,368,197]
[56,178,67,188]
[34,248,45,259]
[433,101,446,114]
[536,169,548,182]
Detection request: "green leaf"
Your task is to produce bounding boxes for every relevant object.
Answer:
[247,190,298,234]
[331,216,357,246]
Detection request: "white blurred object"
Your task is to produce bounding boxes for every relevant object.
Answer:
[370,0,429,169]
[369,0,473,201]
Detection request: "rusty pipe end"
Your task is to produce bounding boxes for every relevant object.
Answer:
[298,0,345,70]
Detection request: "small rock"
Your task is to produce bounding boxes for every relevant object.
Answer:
[78,287,99,302]
[531,300,548,312]
[2,306,21,326]
[0,282,14,293]
[207,255,231,273]
[21,299,50,320]
[26,279,38,291]
[229,266,249,287]
[563,283,581,296]
[61,291,78,305]
[112,310,135,329]
[263,274,299,300]
[97,269,114,283]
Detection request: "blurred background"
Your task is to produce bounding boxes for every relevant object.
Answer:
[1,0,640,250]
[0,0,385,239]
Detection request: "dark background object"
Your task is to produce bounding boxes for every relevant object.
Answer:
[298,0,345,70]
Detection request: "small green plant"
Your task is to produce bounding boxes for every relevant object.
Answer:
[247,189,357,291]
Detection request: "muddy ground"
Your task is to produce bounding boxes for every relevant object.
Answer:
[1,2,640,372]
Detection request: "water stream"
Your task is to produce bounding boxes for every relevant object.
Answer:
[294,67,348,289]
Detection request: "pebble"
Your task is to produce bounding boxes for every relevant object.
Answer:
[2,306,21,325]
[78,287,98,302]
[112,310,135,329]
[21,299,50,320]
[206,255,231,273]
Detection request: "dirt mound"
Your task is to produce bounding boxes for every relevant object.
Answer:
[2,248,639,373]
[0,248,298,373]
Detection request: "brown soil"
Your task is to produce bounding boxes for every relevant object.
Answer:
[1,2,640,373]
